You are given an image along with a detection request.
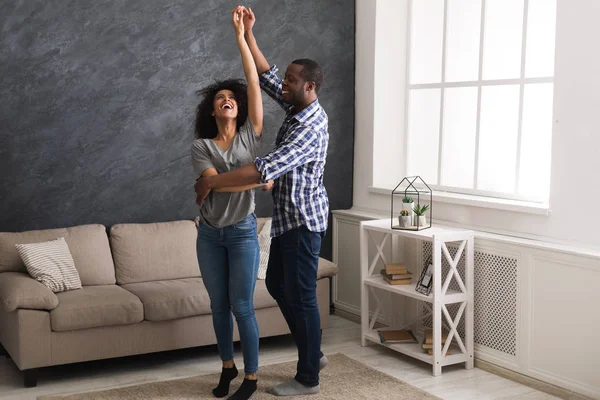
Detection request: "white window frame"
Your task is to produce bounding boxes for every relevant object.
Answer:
[404,0,555,203]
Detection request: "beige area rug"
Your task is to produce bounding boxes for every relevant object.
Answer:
[39,353,439,400]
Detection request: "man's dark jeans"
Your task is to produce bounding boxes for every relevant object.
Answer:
[265,225,323,387]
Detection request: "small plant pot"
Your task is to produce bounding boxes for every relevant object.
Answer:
[398,215,411,227]
[418,215,427,227]
[402,202,415,222]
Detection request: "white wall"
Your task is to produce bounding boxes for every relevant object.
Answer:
[349,1,600,396]
[372,0,407,189]
[354,0,376,199]
[354,0,600,250]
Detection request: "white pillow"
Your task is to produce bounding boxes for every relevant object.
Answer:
[257,220,272,280]
[15,237,82,293]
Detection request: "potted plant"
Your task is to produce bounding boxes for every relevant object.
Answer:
[402,195,414,223]
[398,209,411,227]
[412,204,430,227]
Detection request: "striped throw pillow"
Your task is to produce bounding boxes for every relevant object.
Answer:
[15,237,82,293]
[257,220,272,280]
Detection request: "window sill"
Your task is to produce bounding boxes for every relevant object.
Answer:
[368,186,551,216]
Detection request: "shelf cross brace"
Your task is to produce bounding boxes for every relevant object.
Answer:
[368,287,384,331]
[367,231,390,276]
[442,302,467,355]
[422,303,452,332]
[441,240,467,295]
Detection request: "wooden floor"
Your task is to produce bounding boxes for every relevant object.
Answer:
[0,315,560,400]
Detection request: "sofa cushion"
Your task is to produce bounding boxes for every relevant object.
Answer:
[0,224,116,286]
[50,285,143,332]
[257,220,272,280]
[110,221,200,285]
[120,278,210,321]
[253,279,278,309]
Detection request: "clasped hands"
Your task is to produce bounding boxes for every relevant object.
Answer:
[231,5,255,36]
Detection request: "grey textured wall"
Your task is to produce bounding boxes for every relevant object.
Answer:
[0,0,354,260]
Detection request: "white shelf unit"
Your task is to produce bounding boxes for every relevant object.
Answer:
[360,219,475,376]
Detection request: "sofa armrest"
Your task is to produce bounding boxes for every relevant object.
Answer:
[0,272,59,312]
[317,258,338,280]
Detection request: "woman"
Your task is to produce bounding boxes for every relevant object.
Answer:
[191,6,270,400]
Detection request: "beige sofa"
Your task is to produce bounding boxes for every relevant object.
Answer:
[0,218,337,387]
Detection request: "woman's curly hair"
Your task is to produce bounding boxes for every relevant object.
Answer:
[194,79,248,139]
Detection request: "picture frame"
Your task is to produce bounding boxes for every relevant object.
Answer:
[416,256,434,296]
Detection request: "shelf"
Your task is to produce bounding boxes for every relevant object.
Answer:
[364,330,467,367]
[360,218,474,375]
[364,275,468,304]
[361,219,473,241]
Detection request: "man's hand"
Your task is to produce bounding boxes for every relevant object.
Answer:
[243,6,256,32]
[262,180,274,191]
[195,177,211,206]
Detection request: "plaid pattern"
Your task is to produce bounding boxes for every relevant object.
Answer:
[254,65,329,237]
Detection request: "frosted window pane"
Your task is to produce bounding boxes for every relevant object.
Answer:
[518,84,553,201]
[525,0,557,78]
[441,88,478,188]
[407,89,441,184]
[410,0,444,84]
[445,0,482,82]
[482,0,524,80]
[477,86,520,192]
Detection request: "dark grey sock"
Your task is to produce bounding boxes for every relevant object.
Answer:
[320,355,329,370]
[268,379,320,396]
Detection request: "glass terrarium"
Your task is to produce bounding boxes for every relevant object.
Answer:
[391,176,432,231]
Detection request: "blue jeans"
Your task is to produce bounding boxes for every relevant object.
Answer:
[196,213,260,374]
[266,225,323,387]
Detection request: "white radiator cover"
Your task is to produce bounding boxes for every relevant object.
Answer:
[421,242,518,358]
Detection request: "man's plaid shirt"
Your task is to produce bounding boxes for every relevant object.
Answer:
[254,65,329,238]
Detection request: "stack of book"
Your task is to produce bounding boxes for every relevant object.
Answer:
[421,328,451,355]
[380,263,413,285]
[378,329,418,344]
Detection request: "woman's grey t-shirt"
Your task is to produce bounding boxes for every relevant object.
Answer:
[191,119,260,229]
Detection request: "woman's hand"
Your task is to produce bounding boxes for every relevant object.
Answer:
[243,7,256,32]
[231,6,245,38]
[262,180,274,191]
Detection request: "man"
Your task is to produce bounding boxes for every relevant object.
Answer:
[194,6,329,397]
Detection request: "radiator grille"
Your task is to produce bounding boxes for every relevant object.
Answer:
[421,242,518,356]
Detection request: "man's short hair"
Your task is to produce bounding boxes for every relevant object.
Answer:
[291,59,323,93]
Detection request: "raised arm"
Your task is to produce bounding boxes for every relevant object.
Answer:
[242,7,270,75]
[233,6,263,136]
[242,7,291,112]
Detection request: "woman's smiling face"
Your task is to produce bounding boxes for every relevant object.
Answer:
[212,89,238,120]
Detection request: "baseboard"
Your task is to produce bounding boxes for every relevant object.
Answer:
[332,308,361,324]
[333,308,387,329]
[333,301,390,326]
[475,359,595,400]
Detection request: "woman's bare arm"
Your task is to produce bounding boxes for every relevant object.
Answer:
[233,6,263,136]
